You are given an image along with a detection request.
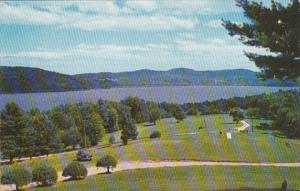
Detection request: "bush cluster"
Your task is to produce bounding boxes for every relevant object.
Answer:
[62,161,87,180]
[96,155,118,174]
[150,131,161,139]
[32,162,58,186]
[1,163,57,190]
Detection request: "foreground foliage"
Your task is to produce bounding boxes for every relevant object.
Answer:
[96,155,118,174]
[32,162,57,186]
[62,162,87,180]
[1,164,32,190]
[223,0,300,80]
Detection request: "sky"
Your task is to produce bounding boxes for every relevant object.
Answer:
[0,0,290,74]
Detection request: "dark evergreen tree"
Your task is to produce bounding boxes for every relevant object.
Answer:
[29,109,61,155]
[118,104,138,144]
[223,0,300,80]
[0,102,27,162]
[98,100,119,133]
[122,96,150,123]
[0,136,17,163]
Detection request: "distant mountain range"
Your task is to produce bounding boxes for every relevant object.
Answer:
[0,66,297,94]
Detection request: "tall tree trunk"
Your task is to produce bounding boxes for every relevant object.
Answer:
[106,166,110,174]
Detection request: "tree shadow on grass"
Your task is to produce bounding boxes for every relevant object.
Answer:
[261,130,299,140]
[62,177,86,182]
[224,122,235,125]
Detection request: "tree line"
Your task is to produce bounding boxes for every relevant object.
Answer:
[1,90,299,163]
[0,97,185,163]
[183,89,300,137]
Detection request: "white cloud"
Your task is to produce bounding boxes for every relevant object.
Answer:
[2,39,270,73]
[0,2,61,24]
[126,1,157,12]
[174,39,270,56]
[4,37,270,64]
[65,15,195,31]
[3,43,169,60]
[2,51,65,59]
[206,19,223,28]
[0,2,196,31]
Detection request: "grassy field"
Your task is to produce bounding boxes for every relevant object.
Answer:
[30,165,300,191]
[1,114,299,173]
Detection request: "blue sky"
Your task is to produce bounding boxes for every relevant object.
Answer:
[0,0,289,74]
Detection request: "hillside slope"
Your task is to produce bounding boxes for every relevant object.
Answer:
[0,66,296,93]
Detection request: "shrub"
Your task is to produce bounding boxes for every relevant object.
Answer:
[1,164,32,190]
[109,135,116,145]
[62,162,87,180]
[150,131,161,139]
[186,107,199,116]
[32,162,57,186]
[120,134,128,145]
[96,155,118,174]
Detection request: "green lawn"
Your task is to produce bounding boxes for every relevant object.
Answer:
[30,166,300,191]
[1,114,299,172]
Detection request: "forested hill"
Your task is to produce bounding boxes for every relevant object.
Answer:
[0,66,298,94]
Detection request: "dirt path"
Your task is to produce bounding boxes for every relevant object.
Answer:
[78,160,300,182]
[2,160,300,191]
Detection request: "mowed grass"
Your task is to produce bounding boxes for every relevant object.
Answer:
[30,166,300,191]
[1,114,299,174]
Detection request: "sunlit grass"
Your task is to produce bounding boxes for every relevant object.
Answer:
[1,114,299,175]
[30,166,300,191]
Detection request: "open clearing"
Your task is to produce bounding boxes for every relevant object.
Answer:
[7,114,298,171]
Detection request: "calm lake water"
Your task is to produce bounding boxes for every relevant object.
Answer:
[0,86,297,111]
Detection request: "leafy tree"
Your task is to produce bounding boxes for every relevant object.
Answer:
[223,0,300,80]
[96,155,118,174]
[273,107,300,138]
[148,101,161,124]
[80,103,105,146]
[61,128,81,149]
[229,107,245,123]
[0,136,17,163]
[48,110,74,130]
[1,164,32,190]
[62,162,87,180]
[168,103,185,122]
[109,135,116,145]
[29,109,62,155]
[89,113,105,144]
[32,162,57,186]
[98,101,119,133]
[186,105,199,116]
[66,103,84,136]
[122,96,150,123]
[21,125,37,159]
[246,107,261,118]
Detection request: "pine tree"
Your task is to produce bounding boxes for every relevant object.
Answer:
[118,105,138,144]
[0,102,27,162]
[223,0,300,80]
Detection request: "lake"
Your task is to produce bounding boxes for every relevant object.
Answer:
[0,86,297,111]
